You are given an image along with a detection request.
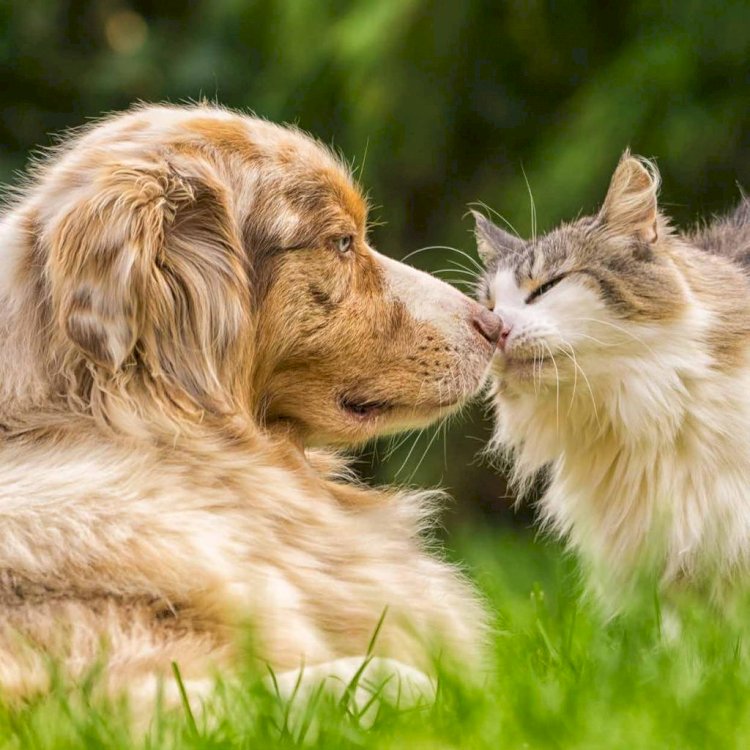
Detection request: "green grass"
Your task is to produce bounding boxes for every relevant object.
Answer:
[4,529,750,749]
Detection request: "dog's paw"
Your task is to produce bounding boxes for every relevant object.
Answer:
[270,655,435,727]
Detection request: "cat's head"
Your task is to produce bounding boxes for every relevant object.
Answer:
[474,152,689,394]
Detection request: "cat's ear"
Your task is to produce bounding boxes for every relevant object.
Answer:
[599,151,661,243]
[471,210,525,265]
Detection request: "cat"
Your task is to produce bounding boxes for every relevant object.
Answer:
[474,152,750,609]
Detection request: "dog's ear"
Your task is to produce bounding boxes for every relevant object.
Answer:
[47,152,250,409]
[140,156,251,409]
[47,157,177,370]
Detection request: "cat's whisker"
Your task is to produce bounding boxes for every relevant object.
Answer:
[444,246,485,273]
[401,245,484,274]
[541,344,548,386]
[567,353,579,417]
[400,246,438,263]
[556,340,579,417]
[532,341,543,395]
[569,332,617,349]
[445,259,479,276]
[542,341,561,433]
[467,201,522,238]
[433,274,471,282]
[568,318,658,357]
[529,344,537,393]
[432,266,477,277]
[558,342,600,429]
[437,279,473,288]
[521,166,537,244]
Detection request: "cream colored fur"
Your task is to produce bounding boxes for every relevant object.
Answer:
[0,103,498,712]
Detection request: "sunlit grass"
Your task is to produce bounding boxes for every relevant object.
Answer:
[3,530,750,749]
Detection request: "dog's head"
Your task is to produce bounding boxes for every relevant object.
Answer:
[20,104,500,445]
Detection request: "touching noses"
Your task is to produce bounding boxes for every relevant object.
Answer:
[498,323,512,351]
[471,307,504,346]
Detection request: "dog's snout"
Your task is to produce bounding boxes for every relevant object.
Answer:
[471,308,504,346]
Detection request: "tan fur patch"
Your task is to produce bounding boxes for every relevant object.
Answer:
[0,103,496,712]
[184,117,261,162]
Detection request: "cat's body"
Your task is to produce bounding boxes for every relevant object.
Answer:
[476,155,750,607]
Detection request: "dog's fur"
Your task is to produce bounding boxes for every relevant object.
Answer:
[0,103,499,706]
[477,153,750,609]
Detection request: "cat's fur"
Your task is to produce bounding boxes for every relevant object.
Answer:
[476,153,750,607]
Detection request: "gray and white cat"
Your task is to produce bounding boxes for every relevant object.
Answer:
[476,152,750,607]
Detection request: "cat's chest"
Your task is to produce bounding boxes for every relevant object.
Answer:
[546,413,750,575]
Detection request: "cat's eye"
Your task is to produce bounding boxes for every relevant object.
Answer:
[335,235,353,254]
[526,274,566,304]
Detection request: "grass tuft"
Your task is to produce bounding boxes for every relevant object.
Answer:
[3,529,750,748]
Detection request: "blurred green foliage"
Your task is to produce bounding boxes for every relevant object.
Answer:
[2,0,748,524]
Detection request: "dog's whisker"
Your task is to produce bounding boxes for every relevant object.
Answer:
[407,419,444,484]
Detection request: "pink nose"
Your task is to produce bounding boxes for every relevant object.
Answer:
[472,308,504,346]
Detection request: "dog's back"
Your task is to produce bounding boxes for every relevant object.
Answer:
[0,429,485,706]
[0,103,498,710]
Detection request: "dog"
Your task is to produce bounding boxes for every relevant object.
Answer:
[0,103,502,713]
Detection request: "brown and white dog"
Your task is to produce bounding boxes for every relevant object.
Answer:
[0,104,501,711]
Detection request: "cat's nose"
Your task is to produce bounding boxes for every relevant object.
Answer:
[471,308,504,346]
[499,323,512,351]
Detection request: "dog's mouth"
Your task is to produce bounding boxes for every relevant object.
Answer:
[338,392,465,425]
[338,395,394,421]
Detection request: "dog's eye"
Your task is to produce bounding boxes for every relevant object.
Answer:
[335,235,353,254]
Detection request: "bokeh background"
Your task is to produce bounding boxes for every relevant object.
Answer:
[2,0,749,530]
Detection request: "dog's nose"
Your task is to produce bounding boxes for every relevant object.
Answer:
[471,308,504,346]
